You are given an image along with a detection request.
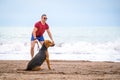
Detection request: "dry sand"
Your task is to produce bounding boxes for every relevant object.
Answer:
[0,60,120,80]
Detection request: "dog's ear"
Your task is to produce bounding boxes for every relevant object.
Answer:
[43,40,48,48]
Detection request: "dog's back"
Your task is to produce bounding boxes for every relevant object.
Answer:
[26,44,47,70]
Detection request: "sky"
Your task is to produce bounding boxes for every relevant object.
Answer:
[0,0,120,27]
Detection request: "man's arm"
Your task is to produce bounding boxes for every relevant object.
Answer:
[32,27,37,40]
[46,29,54,43]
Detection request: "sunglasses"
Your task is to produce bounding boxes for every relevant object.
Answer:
[43,17,47,20]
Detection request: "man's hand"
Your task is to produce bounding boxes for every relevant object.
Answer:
[34,37,37,40]
[51,40,55,44]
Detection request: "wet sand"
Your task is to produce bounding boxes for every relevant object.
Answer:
[0,60,120,80]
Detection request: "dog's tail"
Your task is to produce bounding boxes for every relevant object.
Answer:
[17,69,28,71]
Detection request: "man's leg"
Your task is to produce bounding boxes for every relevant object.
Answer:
[30,34,44,58]
[30,40,36,58]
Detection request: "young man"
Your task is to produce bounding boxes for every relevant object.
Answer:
[31,14,54,58]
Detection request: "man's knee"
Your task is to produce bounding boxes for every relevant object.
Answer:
[31,46,34,50]
[31,41,36,50]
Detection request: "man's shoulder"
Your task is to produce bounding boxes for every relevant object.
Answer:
[45,23,49,29]
[35,21,41,27]
[45,23,49,26]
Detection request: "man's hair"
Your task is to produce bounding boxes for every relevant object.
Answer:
[41,14,47,18]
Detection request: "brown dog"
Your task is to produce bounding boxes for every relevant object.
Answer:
[26,40,55,71]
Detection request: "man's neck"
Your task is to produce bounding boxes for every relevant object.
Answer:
[41,21,45,25]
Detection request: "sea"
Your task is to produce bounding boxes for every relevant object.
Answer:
[0,26,120,62]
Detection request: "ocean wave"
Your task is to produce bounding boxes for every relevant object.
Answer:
[0,39,120,61]
[51,40,120,54]
[49,39,120,62]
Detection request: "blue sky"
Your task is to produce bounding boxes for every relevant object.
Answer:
[0,0,120,27]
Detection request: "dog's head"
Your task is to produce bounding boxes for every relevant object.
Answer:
[44,40,55,48]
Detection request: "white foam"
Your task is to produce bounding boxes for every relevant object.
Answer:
[0,39,120,62]
[49,39,120,62]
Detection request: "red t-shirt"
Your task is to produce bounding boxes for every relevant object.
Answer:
[35,21,49,37]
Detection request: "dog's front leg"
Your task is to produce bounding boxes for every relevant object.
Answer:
[45,51,51,70]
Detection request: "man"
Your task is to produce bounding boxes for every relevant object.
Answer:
[31,14,54,58]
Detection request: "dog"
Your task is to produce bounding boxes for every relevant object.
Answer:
[26,40,55,71]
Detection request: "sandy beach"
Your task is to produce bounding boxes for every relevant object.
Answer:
[0,60,120,80]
